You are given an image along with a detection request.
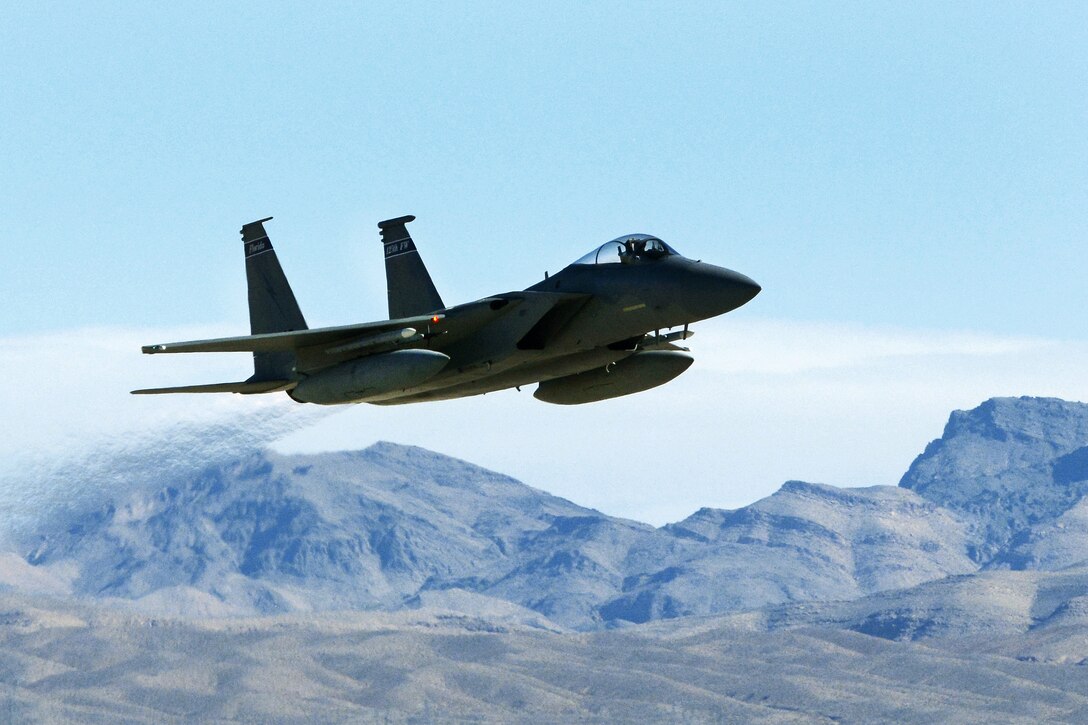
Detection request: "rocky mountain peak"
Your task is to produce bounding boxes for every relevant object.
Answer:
[942,396,1088,451]
[900,396,1088,565]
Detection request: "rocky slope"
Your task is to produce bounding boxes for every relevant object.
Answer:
[2,589,1086,724]
[703,564,1088,665]
[900,396,1088,565]
[597,481,974,623]
[13,444,977,630]
[18,443,601,617]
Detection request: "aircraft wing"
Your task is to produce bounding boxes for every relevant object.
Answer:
[140,296,526,360]
[134,290,592,397]
[141,314,443,355]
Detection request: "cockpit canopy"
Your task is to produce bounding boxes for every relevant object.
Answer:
[573,234,680,265]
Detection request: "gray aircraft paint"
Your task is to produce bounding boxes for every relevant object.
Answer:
[134,216,760,405]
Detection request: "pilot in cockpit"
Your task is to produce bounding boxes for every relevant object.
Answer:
[621,237,666,262]
[574,235,678,266]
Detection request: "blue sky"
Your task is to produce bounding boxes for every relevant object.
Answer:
[2,3,1087,523]
[4,2,1085,336]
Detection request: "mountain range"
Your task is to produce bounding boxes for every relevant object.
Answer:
[3,396,1088,721]
[4,396,1087,632]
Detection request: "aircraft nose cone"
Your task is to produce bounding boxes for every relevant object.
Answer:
[678,262,761,320]
[703,265,761,312]
[722,269,761,305]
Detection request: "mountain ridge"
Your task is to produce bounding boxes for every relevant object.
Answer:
[5,396,1088,722]
[5,396,1088,633]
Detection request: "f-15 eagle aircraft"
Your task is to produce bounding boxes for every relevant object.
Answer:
[133,216,760,405]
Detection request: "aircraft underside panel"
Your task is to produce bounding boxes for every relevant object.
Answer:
[367,347,635,405]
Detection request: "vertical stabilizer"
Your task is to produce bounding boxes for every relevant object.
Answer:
[379,215,444,318]
[240,218,308,380]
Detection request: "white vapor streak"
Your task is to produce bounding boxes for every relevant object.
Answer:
[0,327,333,546]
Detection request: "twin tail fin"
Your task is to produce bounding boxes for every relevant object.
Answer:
[135,214,442,397]
[379,215,444,319]
[240,217,308,381]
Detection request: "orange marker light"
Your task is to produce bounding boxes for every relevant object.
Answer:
[431,315,440,324]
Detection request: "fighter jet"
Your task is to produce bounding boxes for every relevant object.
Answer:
[133,216,759,405]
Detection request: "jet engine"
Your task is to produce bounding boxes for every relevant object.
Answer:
[290,349,450,405]
[533,350,693,405]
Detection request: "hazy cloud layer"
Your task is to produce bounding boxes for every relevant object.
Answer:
[273,319,1088,524]
[2,321,1086,535]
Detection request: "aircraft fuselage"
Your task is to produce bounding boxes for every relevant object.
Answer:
[134,219,760,406]
[368,254,759,404]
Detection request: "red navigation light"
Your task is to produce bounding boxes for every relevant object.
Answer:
[431,315,440,324]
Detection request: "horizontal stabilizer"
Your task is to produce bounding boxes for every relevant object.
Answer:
[131,380,292,395]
